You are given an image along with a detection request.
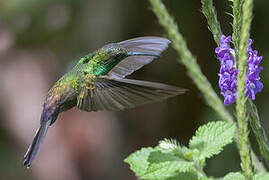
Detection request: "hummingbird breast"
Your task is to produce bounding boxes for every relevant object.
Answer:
[45,74,79,113]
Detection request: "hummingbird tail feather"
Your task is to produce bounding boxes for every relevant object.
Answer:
[77,77,187,111]
[115,79,186,93]
[23,119,51,168]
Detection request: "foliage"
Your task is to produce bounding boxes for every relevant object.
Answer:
[125,0,269,179]
[125,121,236,180]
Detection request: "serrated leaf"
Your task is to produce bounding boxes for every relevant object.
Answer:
[223,172,245,180]
[159,139,180,152]
[254,173,269,180]
[199,177,216,180]
[124,147,155,177]
[189,121,236,160]
[247,100,269,164]
[158,139,199,162]
[166,172,198,180]
[141,150,195,180]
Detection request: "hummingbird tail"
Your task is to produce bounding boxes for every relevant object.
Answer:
[23,119,51,168]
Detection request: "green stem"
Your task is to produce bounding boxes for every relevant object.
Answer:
[201,0,222,46]
[194,165,207,178]
[148,0,233,124]
[236,0,254,179]
[232,0,244,60]
[200,0,266,173]
[233,0,268,171]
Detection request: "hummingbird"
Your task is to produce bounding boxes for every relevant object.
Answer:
[23,36,186,168]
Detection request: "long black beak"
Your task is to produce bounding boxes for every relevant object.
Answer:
[127,51,159,57]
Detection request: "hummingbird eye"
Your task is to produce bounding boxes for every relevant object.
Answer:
[80,53,95,64]
[81,57,90,64]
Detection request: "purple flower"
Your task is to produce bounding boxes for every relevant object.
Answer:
[215,35,263,105]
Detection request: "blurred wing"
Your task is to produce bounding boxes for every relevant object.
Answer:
[77,77,186,112]
[108,37,170,79]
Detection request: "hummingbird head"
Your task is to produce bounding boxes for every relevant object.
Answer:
[101,43,160,58]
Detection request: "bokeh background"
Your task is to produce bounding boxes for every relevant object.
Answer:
[0,0,268,179]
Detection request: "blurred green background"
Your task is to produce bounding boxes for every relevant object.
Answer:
[0,0,268,179]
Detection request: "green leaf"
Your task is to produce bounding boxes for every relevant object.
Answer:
[124,147,155,177]
[166,172,199,180]
[199,177,217,180]
[141,150,194,180]
[125,122,237,180]
[223,172,245,180]
[158,139,200,162]
[247,100,269,164]
[189,121,236,160]
[254,173,269,180]
[124,146,197,180]
[159,139,181,152]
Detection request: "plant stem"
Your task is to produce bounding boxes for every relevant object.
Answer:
[194,165,207,178]
[236,0,254,179]
[148,0,233,124]
[233,0,269,171]
[200,0,266,172]
[201,0,222,46]
[232,0,244,60]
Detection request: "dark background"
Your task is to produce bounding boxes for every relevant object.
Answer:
[0,0,268,179]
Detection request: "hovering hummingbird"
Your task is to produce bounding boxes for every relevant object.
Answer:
[23,37,186,167]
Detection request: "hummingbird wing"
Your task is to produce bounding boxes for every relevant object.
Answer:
[76,77,186,112]
[108,37,170,79]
